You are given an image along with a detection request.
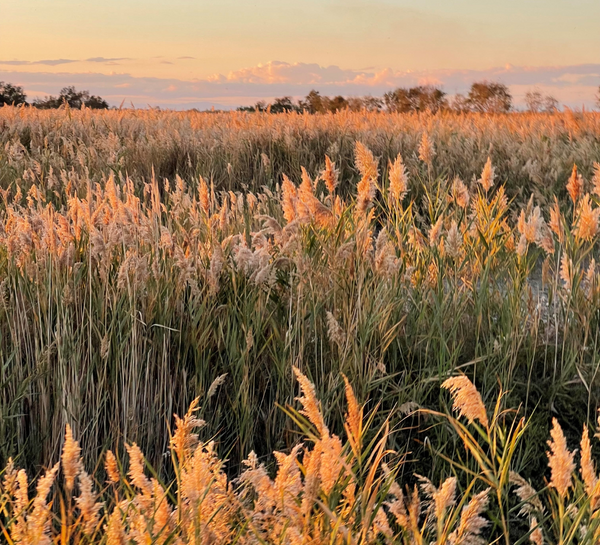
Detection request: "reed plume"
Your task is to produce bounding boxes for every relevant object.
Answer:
[547,418,575,498]
[441,376,489,427]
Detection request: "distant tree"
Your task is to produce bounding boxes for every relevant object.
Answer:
[384,86,446,113]
[299,90,326,114]
[450,93,471,113]
[326,95,349,112]
[383,88,412,113]
[596,86,600,110]
[524,90,544,113]
[34,86,109,109]
[270,96,298,113]
[361,95,383,112]
[525,89,559,113]
[347,95,382,112]
[467,81,512,113]
[543,95,559,113]
[410,86,448,113]
[0,82,27,106]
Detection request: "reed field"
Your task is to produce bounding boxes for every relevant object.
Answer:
[1,106,600,543]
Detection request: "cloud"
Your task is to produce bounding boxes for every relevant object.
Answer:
[0,59,77,66]
[86,57,130,63]
[177,56,196,60]
[2,61,599,110]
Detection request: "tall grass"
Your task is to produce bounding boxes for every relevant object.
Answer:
[0,105,599,481]
[1,371,599,544]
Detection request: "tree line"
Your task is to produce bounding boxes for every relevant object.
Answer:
[2,80,600,113]
[0,83,109,109]
[238,82,600,114]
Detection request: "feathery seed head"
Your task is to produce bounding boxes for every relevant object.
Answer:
[478,157,495,192]
[418,133,435,165]
[441,376,489,427]
[105,450,120,484]
[388,153,408,203]
[62,423,81,493]
[547,418,575,498]
[321,155,339,195]
[293,367,328,437]
[566,164,583,204]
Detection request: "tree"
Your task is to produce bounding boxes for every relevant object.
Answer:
[467,81,512,113]
[383,88,413,113]
[596,86,600,110]
[299,90,326,114]
[325,95,349,113]
[361,95,383,112]
[0,82,27,106]
[524,90,544,113]
[384,86,447,113]
[450,93,471,113]
[347,95,382,112]
[34,86,109,109]
[525,89,559,113]
[542,95,559,113]
[410,86,447,113]
[269,96,298,113]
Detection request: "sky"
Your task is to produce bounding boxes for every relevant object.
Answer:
[1,0,599,109]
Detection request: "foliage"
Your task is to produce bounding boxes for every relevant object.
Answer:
[33,86,109,109]
[0,82,27,107]
[466,81,513,113]
[525,90,559,113]
[383,85,448,113]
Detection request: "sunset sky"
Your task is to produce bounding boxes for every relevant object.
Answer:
[2,0,599,109]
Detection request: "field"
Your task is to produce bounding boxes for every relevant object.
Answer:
[1,106,600,543]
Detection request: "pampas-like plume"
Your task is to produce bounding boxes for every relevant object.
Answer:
[580,425,599,502]
[449,488,490,545]
[76,468,102,535]
[446,221,462,258]
[566,164,583,204]
[199,176,210,215]
[388,153,408,203]
[126,443,152,495]
[418,133,435,165]
[342,374,362,453]
[547,418,575,498]
[170,397,204,464]
[354,142,378,214]
[321,155,339,195]
[326,311,345,348]
[441,376,489,427]
[510,471,544,516]
[452,177,470,208]
[62,423,81,493]
[105,507,126,545]
[429,215,444,247]
[478,157,495,192]
[299,166,314,199]
[430,477,458,521]
[573,194,600,241]
[105,450,120,484]
[592,162,600,198]
[293,366,328,437]
[530,517,543,545]
[281,174,299,223]
[559,254,573,291]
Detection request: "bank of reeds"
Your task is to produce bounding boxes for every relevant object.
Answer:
[1,371,599,544]
[1,114,600,482]
[1,107,599,206]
